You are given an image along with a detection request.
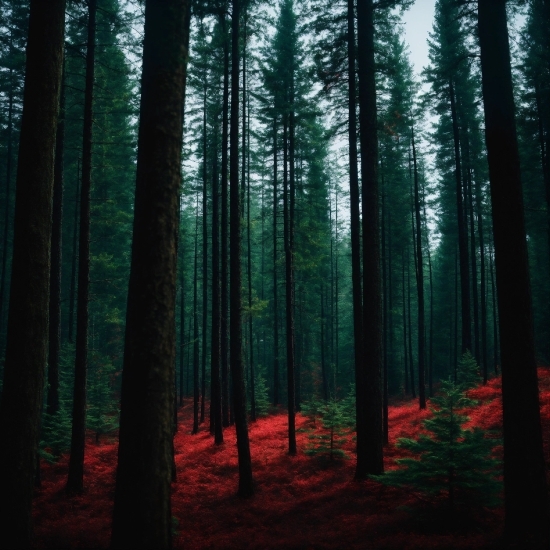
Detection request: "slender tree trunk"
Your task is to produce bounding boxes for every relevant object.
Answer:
[67,0,96,494]
[220,13,230,428]
[179,241,185,407]
[320,286,328,401]
[402,250,409,395]
[412,130,425,409]
[230,0,254,497]
[68,160,80,343]
[110,2,190,547]
[192,198,200,435]
[272,117,280,406]
[0,1,65,545]
[478,2,548,541]
[449,79,471,354]
[283,109,297,454]
[407,255,416,399]
[47,61,66,416]
[0,65,14,357]
[201,87,208,425]
[490,245,499,374]
[381,169,389,442]
[211,126,223,444]
[467,168,480,363]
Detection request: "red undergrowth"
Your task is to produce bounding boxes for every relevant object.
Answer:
[32,368,550,549]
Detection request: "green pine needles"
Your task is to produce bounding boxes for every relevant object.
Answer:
[302,387,355,461]
[373,374,502,510]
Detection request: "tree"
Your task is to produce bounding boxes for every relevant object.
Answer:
[229,0,254,498]
[477,0,548,544]
[110,1,191,547]
[67,0,97,494]
[0,0,65,545]
[356,0,383,477]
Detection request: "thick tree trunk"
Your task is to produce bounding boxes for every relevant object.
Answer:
[0,1,65,546]
[179,244,185,406]
[356,0,383,478]
[47,62,66,416]
[110,2,190,548]
[478,1,548,543]
[67,0,96,494]
[229,0,254,498]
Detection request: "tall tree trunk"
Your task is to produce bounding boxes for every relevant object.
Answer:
[320,286,328,401]
[402,250,409,395]
[0,64,14,358]
[179,239,185,406]
[201,87,208,425]
[47,61,66,416]
[284,109,297,455]
[489,245,499,374]
[68,160,80,343]
[211,126,223,444]
[478,1,548,542]
[0,1,65,545]
[412,130,426,410]
[347,0,365,444]
[110,2,190,547]
[272,116,280,406]
[407,255,416,399]
[67,0,96,494]
[220,13,230,428]
[229,0,254,498]
[192,198,200,435]
[356,0,383,478]
[381,168,388,442]
[449,79,471,354]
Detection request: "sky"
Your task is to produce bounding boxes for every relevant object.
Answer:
[401,0,436,79]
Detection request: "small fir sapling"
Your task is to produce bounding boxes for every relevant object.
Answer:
[303,387,355,460]
[253,371,271,417]
[456,350,481,390]
[373,377,502,510]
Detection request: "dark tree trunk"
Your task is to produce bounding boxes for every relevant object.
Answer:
[412,130,426,409]
[356,0,383,478]
[67,0,96,494]
[402,250,409,395]
[0,64,14,356]
[179,244,185,406]
[478,1,548,542]
[201,87,208,426]
[320,286,328,401]
[489,245,499,374]
[192,201,200,435]
[407,255,416,399]
[272,116,280,406]
[381,171,388,443]
[476,177,488,383]
[47,61,66,416]
[466,168,480,363]
[110,2,190,548]
[0,1,65,546]
[211,124,223,444]
[220,13,230,428]
[449,79,471,354]
[68,160,80,343]
[284,111,297,455]
[229,0,254,498]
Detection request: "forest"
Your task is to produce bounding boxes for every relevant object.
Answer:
[0,0,548,548]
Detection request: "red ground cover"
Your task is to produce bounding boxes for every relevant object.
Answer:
[32,368,550,549]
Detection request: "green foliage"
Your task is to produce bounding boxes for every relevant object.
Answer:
[456,351,480,391]
[253,371,270,417]
[303,391,355,460]
[373,379,502,509]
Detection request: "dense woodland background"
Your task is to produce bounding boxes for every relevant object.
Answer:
[0,0,548,547]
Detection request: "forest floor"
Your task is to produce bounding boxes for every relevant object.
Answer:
[33,367,550,549]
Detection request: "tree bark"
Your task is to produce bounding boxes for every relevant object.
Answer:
[272,116,280,406]
[0,1,65,546]
[67,0,96,494]
[411,130,426,409]
[110,2,190,547]
[478,1,548,542]
[229,0,254,498]
[356,0,383,478]
[47,61,66,416]
[201,84,208,425]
